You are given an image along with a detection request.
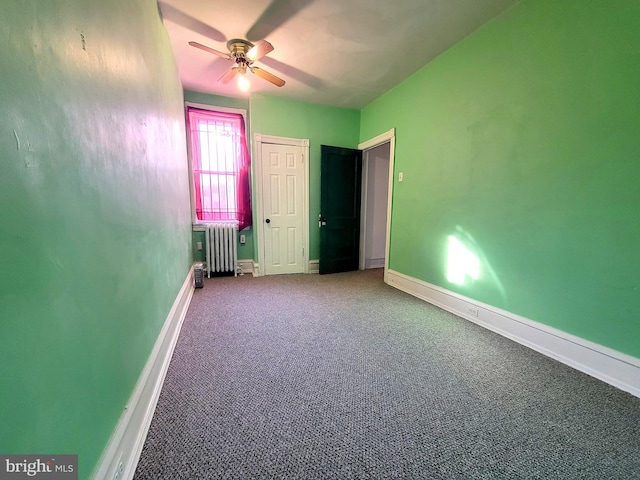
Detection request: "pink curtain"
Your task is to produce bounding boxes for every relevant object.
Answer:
[186,107,252,231]
[236,114,252,231]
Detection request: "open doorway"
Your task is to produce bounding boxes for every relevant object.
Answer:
[358,129,395,280]
[360,143,390,269]
[316,129,395,278]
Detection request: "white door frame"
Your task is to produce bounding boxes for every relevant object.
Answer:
[357,128,396,282]
[254,134,310,276]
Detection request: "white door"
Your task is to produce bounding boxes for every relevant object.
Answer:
[261,143,305,275]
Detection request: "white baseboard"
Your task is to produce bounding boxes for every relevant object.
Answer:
[237,259,254,276]
[386,269,640,398]
[365,258,385,269]
[92,265,195,480]
[309,259,319,274]
[252,262,260,276]
[253,260,316,276]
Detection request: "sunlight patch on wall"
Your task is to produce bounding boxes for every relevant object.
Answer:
[445,226,507,306]
[447,235,480,285]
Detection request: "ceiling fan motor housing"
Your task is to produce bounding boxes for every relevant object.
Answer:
[227,39,254,58]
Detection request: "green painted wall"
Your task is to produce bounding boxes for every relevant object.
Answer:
[184,90,250,111]
[361,0,640,358]
[183,90,255,261]
[192,230,206,263]
[0,0,192,476]
[250,94,361,260]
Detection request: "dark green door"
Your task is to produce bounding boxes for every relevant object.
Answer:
[319,145,363,275]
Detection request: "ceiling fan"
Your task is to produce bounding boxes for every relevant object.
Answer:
[189,38,286,89]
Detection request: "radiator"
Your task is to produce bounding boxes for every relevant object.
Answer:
[205,223,238,277]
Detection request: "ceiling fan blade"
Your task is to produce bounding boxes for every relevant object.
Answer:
[251,67,286,87]
[189,41,231,60]
[219,67,239,84]
[247,40,274,62]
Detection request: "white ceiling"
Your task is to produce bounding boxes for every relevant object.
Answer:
[159,0,519,110]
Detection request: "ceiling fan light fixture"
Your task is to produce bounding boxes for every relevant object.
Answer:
[237,71,250,92]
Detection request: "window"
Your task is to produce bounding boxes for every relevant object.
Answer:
[187,107,252,230]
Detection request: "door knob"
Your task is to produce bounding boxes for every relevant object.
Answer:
[265,218,271,224]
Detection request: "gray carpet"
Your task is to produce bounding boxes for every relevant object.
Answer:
[134,269,640,479]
